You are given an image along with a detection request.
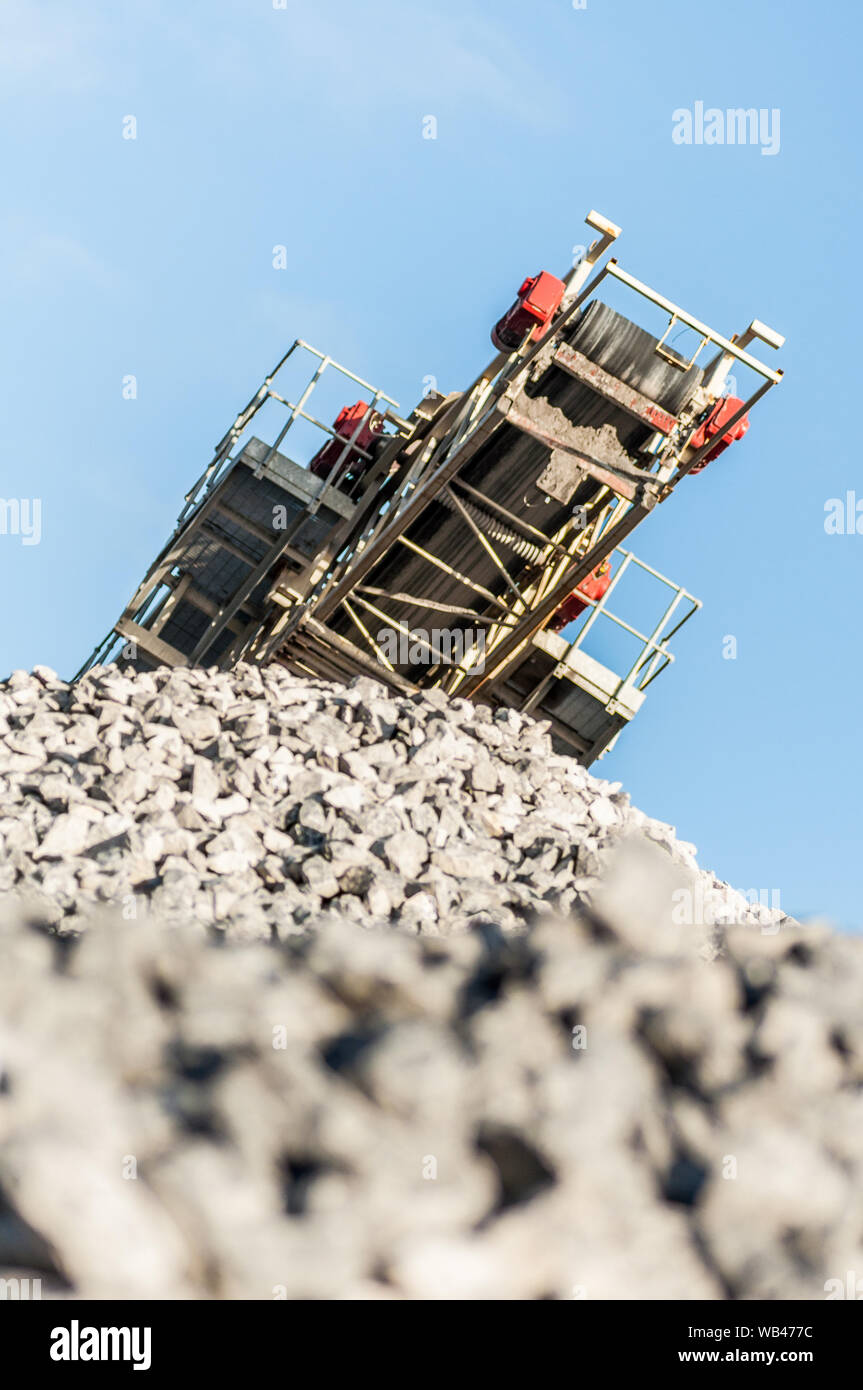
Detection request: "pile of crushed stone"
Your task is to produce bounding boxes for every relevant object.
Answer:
[0,663,785,940]
[1,886,860,1300]
[2,662,857,1302]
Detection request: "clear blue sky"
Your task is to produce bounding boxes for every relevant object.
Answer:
[1,0,859,927]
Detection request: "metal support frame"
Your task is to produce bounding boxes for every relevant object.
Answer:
[458,498,652,698]
[566,547,699,694]
[270,244,781,724]
[77,341,401,678]
[78,206,782,771]
[448,479,573,559]
[442,484,528,609]
[516,548,698,724]
[605,264,783,384]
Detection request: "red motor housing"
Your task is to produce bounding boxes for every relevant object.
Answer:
[550,559,613,633]
[309,400,383,481]
[688,395,750,473]
[491,271,566,353]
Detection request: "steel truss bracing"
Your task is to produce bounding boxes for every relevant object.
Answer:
[79,210,784,765]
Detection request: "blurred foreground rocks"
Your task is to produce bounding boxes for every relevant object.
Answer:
[0,663,857,1300]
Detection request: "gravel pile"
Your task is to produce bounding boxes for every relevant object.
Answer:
[1,662,859,1301]
[0,662,784,941]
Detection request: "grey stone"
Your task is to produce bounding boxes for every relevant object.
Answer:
[0,660,844,1303]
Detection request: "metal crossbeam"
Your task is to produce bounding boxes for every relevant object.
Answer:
[552,344,678,433]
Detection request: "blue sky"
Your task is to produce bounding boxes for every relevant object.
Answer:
[1,0,859,927]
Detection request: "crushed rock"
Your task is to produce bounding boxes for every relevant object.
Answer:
[0,662,854,1301]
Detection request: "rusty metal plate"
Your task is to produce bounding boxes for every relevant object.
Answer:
[552,344,678,434]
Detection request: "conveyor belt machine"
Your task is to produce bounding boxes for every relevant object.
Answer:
[79,212,784,764]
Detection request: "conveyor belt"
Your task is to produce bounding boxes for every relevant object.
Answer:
[325,301,703,673]
[77,214,782,768]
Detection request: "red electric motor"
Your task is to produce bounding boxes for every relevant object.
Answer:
[491,270,566,353]
[549,559,613,633]
[688,395,750,474]
[309,400,384,482]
